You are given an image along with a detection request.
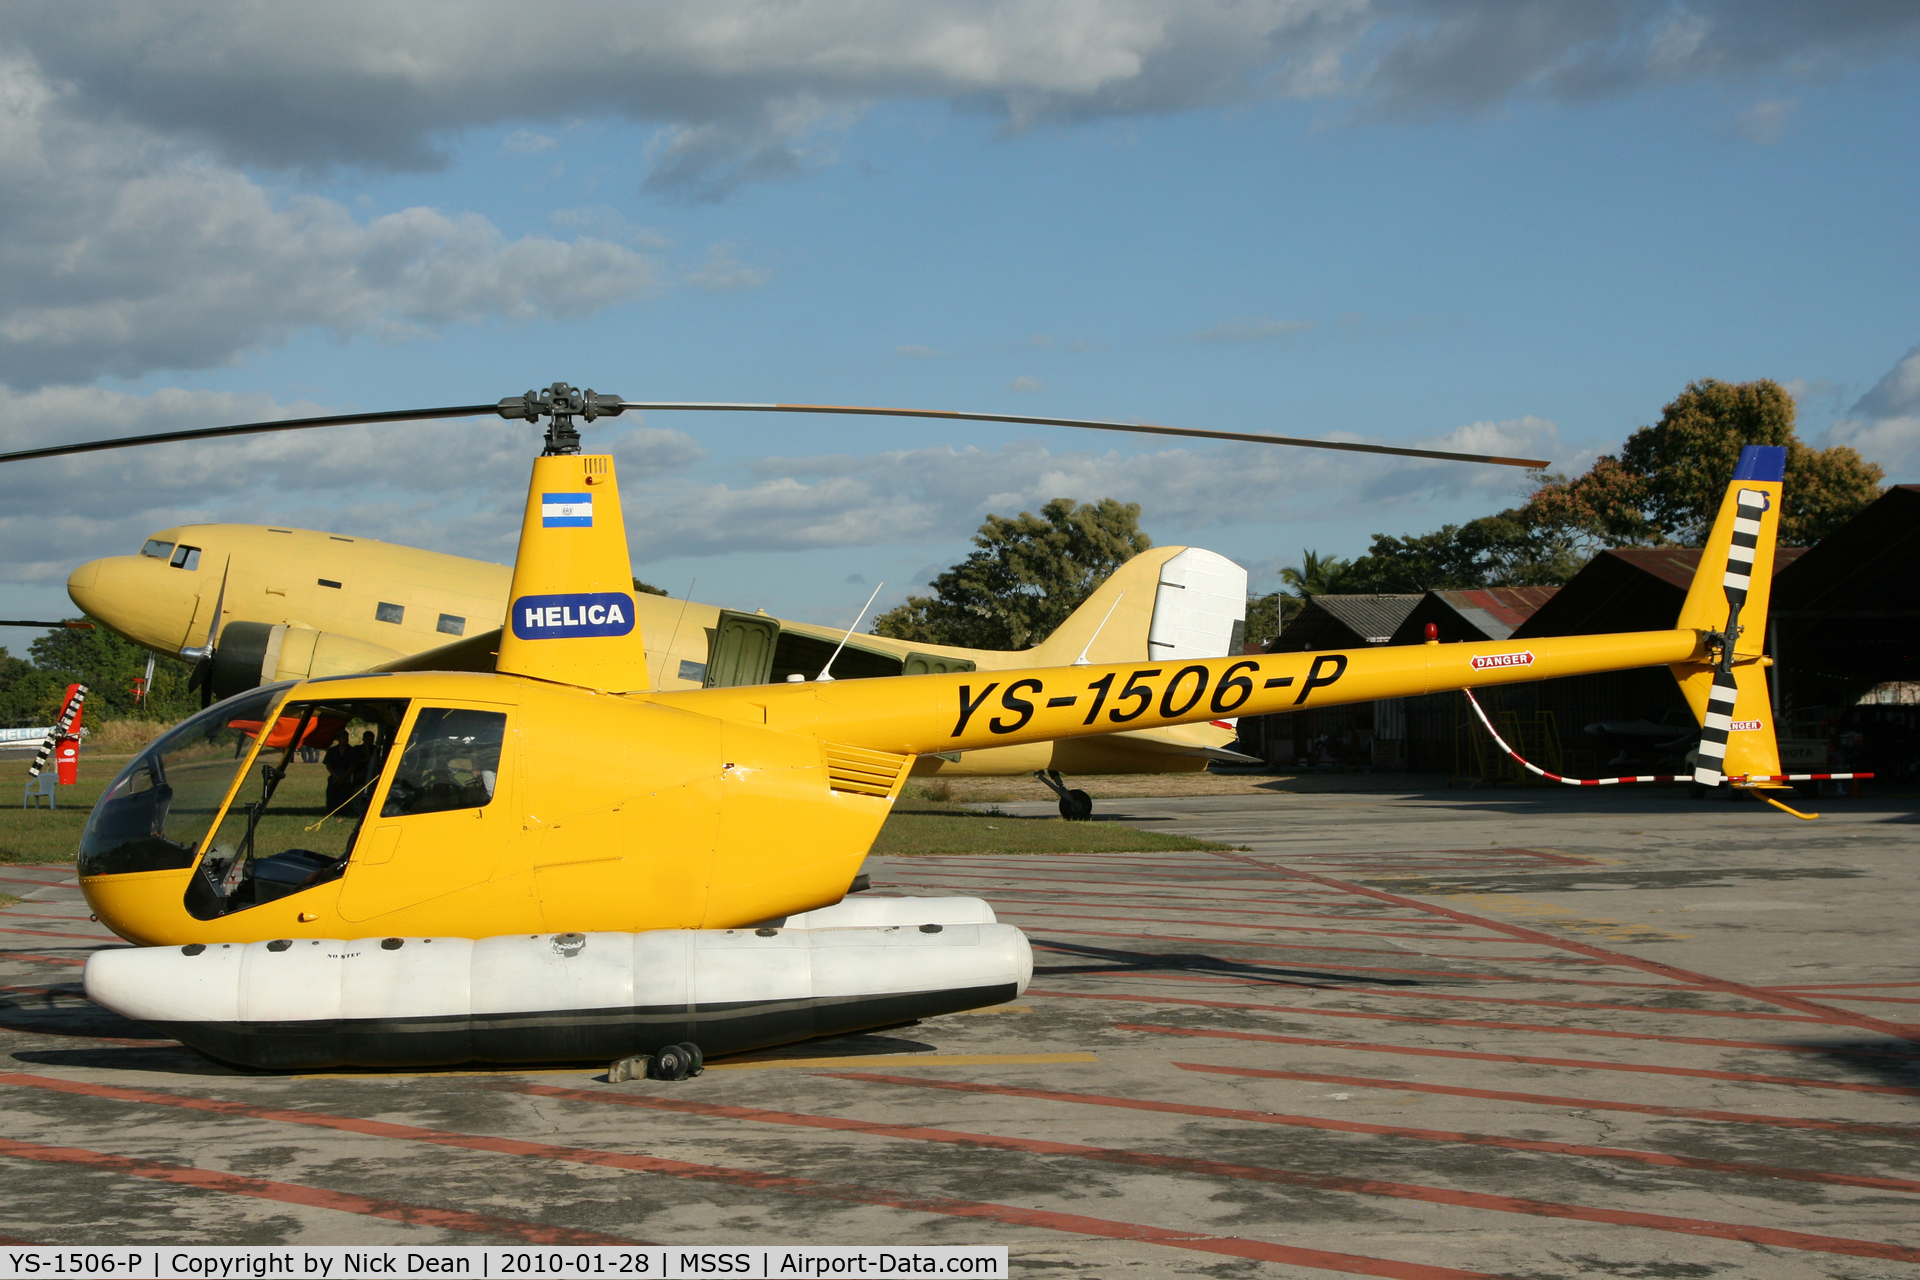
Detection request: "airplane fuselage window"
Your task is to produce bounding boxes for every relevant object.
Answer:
[375,602,404,624]
[169,545,201,570]
[139,539,175,560]
[437,613,465,636]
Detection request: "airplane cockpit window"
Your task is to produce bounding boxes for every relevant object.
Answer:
[382,708,507,818]
[79,685,289,878]
[169,545,201,570]
[181,698,410,920]
[139,539,175,560]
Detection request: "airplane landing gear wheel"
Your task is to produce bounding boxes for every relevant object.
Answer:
[1037,769,1093,821]
[648,1042,705,1080]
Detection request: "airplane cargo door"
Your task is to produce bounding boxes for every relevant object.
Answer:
[704,610,780,687]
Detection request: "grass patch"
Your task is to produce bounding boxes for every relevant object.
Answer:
[0,892,19,908]
[873,797,1240,856]
[0,756,119,864]
[0,753,1248,866]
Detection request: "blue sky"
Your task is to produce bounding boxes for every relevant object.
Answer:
[2,3,1916,650]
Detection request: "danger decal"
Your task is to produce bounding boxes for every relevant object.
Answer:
[1470,651,1535,671]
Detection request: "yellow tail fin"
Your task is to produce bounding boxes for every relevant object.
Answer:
[1670,445,1785,785]
[494,453,651,692]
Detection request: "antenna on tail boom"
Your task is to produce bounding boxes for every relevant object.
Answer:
[817,582,885,682]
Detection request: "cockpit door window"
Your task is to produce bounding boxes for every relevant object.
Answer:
[182,697,410,920]
[382,708,508,817]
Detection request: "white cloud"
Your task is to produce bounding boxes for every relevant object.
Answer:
[9,2,1909,197]
[1195,317,1316,343]
[0,57,666,386]
[1008,376,1044,392]
[502,129,558,155]
[1733,97,1798,143]
[683,245,772,292]
[548,206,671,249]
[1827,342,1920,473]
[617,414,1580,561]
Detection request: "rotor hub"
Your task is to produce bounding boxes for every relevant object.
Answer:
[496,382,625,455]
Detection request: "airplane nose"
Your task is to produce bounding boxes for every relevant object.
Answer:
[66,558,104,611]
[68,555,178,649]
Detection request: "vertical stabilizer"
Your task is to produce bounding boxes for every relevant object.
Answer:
[495,454,651,692]
[1148,548,1249,662]
[1671,446,1786,785]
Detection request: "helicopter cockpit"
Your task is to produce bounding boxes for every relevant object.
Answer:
[79,687,410,919]
[80,686,514,924]
[79,684,295,879]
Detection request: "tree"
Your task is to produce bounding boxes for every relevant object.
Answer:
[632,578,669,596]
[1341,505,1588,593]
[1525,378,1883,547]
[1277,549,1352,598]
[0,648,63,728]
[873,498,1152,650]
[1243,593,1305,648]
[29,622,198,723]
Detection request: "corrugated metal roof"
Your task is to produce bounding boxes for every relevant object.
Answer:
[1430,587,1560,639]
[1283,594,1423,646]
[1514,546,1806,638]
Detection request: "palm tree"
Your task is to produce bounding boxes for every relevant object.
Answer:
[1279,549,1351,598]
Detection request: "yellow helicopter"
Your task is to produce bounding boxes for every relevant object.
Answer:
[66,519,1263,816]
[12,384,1786,1074]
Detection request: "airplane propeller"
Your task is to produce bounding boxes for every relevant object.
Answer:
[0,383,1552,470]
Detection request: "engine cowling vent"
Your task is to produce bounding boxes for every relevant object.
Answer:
[823,743,910,798]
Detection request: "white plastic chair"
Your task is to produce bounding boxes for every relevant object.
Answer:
[22,772,56,809]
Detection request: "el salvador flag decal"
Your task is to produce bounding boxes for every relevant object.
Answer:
[542,492,592,528]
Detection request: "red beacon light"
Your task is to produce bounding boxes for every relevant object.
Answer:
[1424,623,1439,643]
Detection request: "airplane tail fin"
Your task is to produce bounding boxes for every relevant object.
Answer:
[1029,547,1248,669]
[1670,445,1786,786]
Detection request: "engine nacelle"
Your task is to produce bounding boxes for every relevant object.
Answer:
[208,623,404,699]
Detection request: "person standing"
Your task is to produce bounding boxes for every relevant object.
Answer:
[322,733,352,814]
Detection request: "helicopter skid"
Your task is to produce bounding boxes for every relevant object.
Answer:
[83,911,1031,1071]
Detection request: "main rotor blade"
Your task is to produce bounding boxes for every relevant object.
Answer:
[0,620,94,629]
[0,404,499,466]
[0,392,1551,470]
[620,402,1552,469]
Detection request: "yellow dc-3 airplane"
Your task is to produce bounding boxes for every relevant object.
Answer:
[0,384,1797,1076]
[68,520,1264,819]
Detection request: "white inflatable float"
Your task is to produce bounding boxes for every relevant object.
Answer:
[84,896,1030,1070]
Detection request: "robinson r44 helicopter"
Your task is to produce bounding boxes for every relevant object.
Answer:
[10,384,1793,1075]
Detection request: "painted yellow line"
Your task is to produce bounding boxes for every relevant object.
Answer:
[707,1051,1097,1071]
